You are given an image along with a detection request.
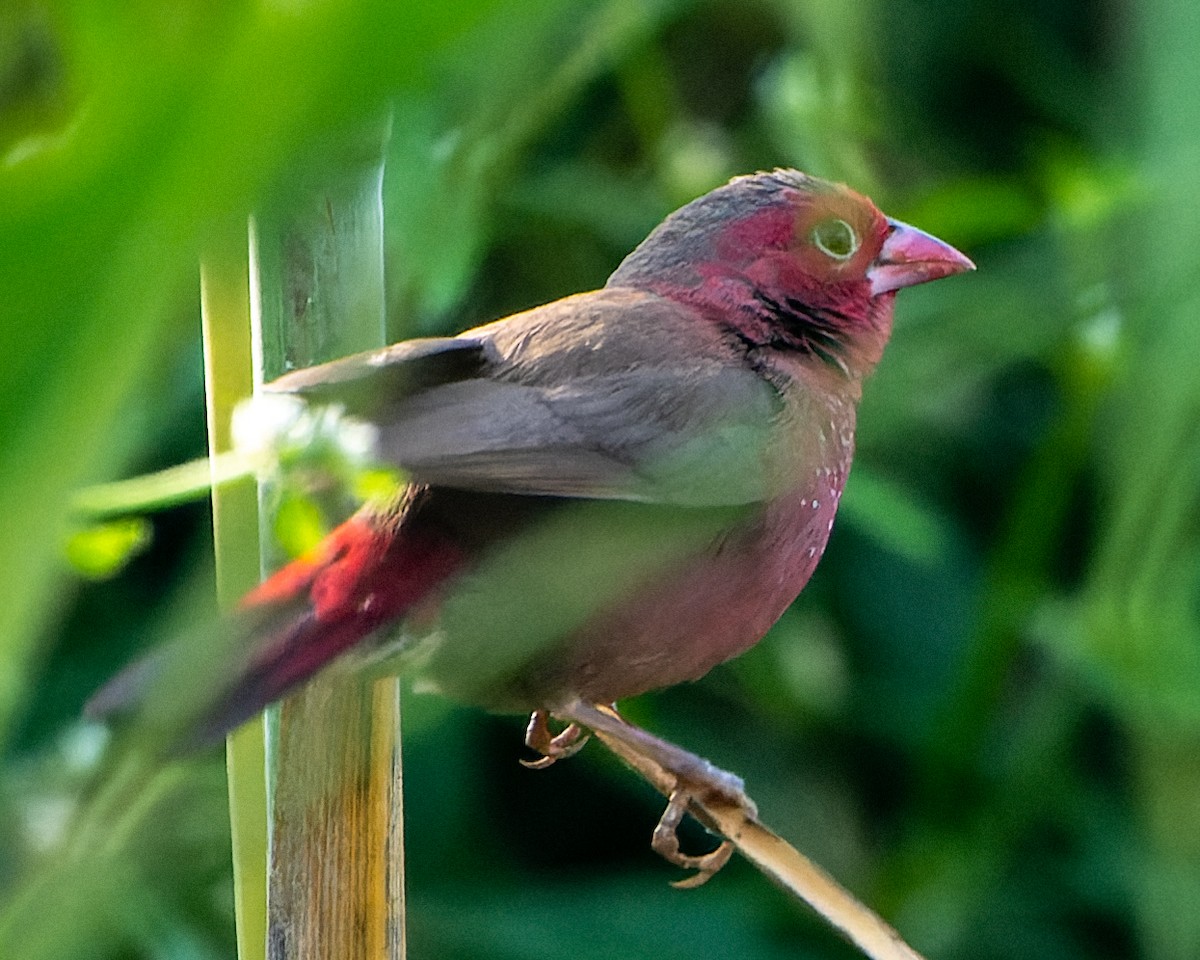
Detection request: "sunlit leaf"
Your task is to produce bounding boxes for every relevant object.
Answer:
[272,493,327,560]
[65,518,153,579]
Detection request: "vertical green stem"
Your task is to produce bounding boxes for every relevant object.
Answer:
[250,118,404,960]
[200,230,269,960]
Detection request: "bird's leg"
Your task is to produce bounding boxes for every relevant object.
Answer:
[521,708,589,770]
[553,699,752,886]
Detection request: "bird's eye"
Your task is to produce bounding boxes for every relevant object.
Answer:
[810,218,859,261]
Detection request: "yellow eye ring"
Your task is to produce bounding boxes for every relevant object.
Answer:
[811,218,859,261]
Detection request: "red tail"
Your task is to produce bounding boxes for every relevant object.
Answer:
[89,509,464,749]
[188,512,464,744]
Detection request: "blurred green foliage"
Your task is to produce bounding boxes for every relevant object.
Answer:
[3,0,1200,958]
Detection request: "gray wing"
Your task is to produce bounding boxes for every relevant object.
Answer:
[266,336,491,416]
[265,289,785,506]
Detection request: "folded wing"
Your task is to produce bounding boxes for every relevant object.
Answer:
[267,288,784,506]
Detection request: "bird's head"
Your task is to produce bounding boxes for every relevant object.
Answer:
[607,169,973,380]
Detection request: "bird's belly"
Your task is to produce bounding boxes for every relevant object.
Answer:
[408,483,843,712]
[489,487,842,709]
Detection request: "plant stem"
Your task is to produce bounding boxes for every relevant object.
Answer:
[200,227,270,960]
[250,117,404,960]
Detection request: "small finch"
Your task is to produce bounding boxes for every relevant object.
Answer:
[92,170,972,757]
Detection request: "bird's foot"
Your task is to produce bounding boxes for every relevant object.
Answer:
[520,709,589,769]
[653,787,735,889]
[553,700,754,887]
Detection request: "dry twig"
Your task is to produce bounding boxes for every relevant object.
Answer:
[554,701,927,960]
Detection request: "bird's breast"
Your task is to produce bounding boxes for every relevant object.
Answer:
[414,398,858,713]
[512,450,853,709]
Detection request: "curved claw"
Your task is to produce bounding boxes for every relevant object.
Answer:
[652,787,735,889]
[528,701,743,887]
[521,709,590,769]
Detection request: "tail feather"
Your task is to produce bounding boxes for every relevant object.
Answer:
[88,510,465,750]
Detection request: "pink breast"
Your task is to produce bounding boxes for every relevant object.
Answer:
[557,461,849,706]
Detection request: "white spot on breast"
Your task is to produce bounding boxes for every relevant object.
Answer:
[811,499,820,509]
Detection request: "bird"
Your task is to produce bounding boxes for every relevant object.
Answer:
[91,169,972,835]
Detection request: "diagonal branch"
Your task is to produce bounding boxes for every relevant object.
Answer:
[555,701,927,960]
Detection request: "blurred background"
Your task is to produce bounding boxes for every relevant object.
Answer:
[3,0,1200,957]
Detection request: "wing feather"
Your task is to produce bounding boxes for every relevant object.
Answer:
[265,289,786,505]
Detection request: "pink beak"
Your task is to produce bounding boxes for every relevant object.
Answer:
[868,218,975,297]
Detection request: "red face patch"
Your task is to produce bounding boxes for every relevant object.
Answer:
[785,184,889,285]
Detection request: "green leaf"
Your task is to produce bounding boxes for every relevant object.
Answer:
[840,466,952,566]
[272,493,327,560]
[65,518,153,579]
